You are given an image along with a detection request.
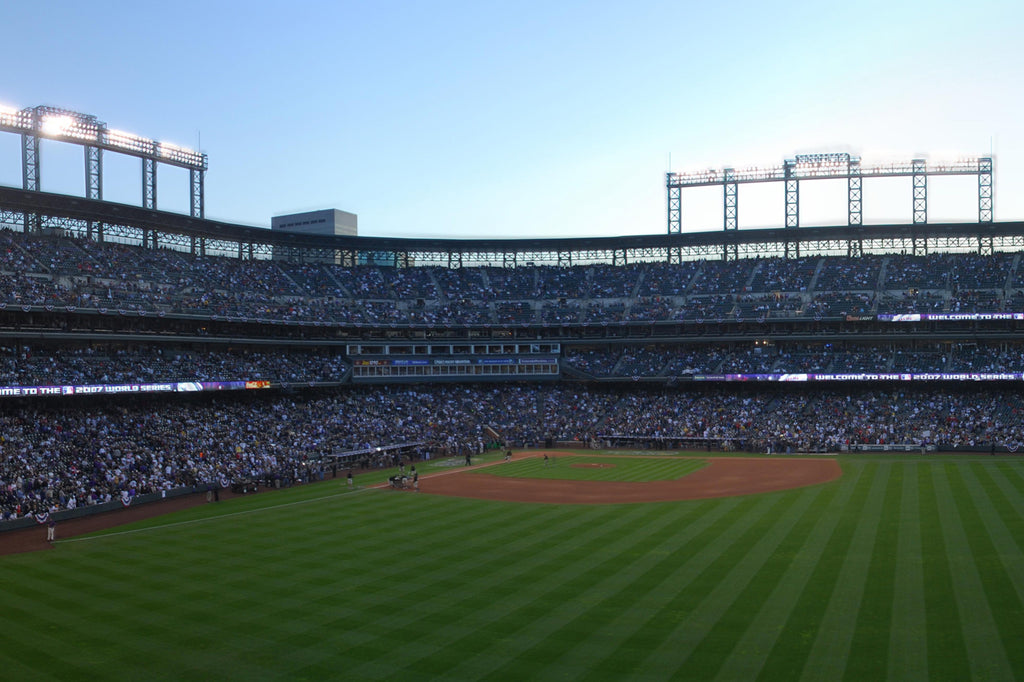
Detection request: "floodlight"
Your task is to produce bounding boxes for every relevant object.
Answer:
[41,114,74,138]
[106,129,152,154]
[158,141,194,157]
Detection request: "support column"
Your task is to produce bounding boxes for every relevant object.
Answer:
[84,142,103,240]
[667,174,682,234]
[978,157,993,223]
[85,145,102,200]
[190,168,205,218]
[21,133,39,192]
[784,160,799,228]
[21,132,40,234]
[723,168,737,231]
[848,158,862,225]
[912,159,927,224]
[143,157,157,210]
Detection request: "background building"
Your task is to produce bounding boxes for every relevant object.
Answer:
[272,209,357,262]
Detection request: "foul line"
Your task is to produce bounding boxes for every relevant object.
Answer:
[59,456,525,544]
[56,486,378,545]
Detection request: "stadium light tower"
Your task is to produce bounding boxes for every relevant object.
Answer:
[0,104,208,231]
[666,152,993,234]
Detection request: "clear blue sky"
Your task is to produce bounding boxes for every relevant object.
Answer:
[1,1,1021,238]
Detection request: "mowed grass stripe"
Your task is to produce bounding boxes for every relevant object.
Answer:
[888,462,928,681]
[77,500,402,680]
[945,463,1024,676]
[193,495,564,675]
[341,503,651,679]
[972,463,1024,608]
[988,462,1024,524]
[995,460,1024,500]
[513,500,746,682]
[843,461,903,681]
[919,464,971,680]
[794,462,891,682]
[586,492,789,679]
[707,461,869,681]
[473,497,756,682]
[2,562,255,680]
[426,500,729,680]
[636,484,835,679]
[931,464,1012,680]
[733,460,866,681]
[4,559,199,658]
[9,489,536,675]
[402,501,704,681]
[0,642,52,682]
[293,499,578,652]
[336,503,635,663]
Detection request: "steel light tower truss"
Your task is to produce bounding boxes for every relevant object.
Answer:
[979,157,993,223]
[85,144,102,201]
[847,158,862,226]
[666,152,994,233]
[0,104,208,226]
[723,168,738,230]
[912,159,927,224]
[143,157,157,210]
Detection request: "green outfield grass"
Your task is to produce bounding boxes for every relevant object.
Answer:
[484,454,708,481]
[2,453,1024,681]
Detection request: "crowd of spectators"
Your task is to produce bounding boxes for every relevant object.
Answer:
[0,346,349,387]
[5,339,1018,388]
[562,342,1024,377]
[3,383,1021,520]
[6,230,1024,326]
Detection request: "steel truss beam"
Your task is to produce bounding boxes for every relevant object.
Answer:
[1,105,207,222]
[4,187,1024,268]
[848,158,861,225]
[912,159,927,224]
[979,157,993,223]
[190,169,204,218]
[667,153,992,233]
[143,157,157,210]
[723,168,738,231]
[85,145,102,201]
[667,178,682,234]
[22,133,39,193]
[784,160,799,228]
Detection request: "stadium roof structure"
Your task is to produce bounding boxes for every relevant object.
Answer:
[0,106,1011,265]
[1,185,1023,267]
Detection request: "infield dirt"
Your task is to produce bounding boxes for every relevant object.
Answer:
[419,453,841,504]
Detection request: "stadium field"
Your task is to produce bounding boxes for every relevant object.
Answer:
[2,452,1024,681]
